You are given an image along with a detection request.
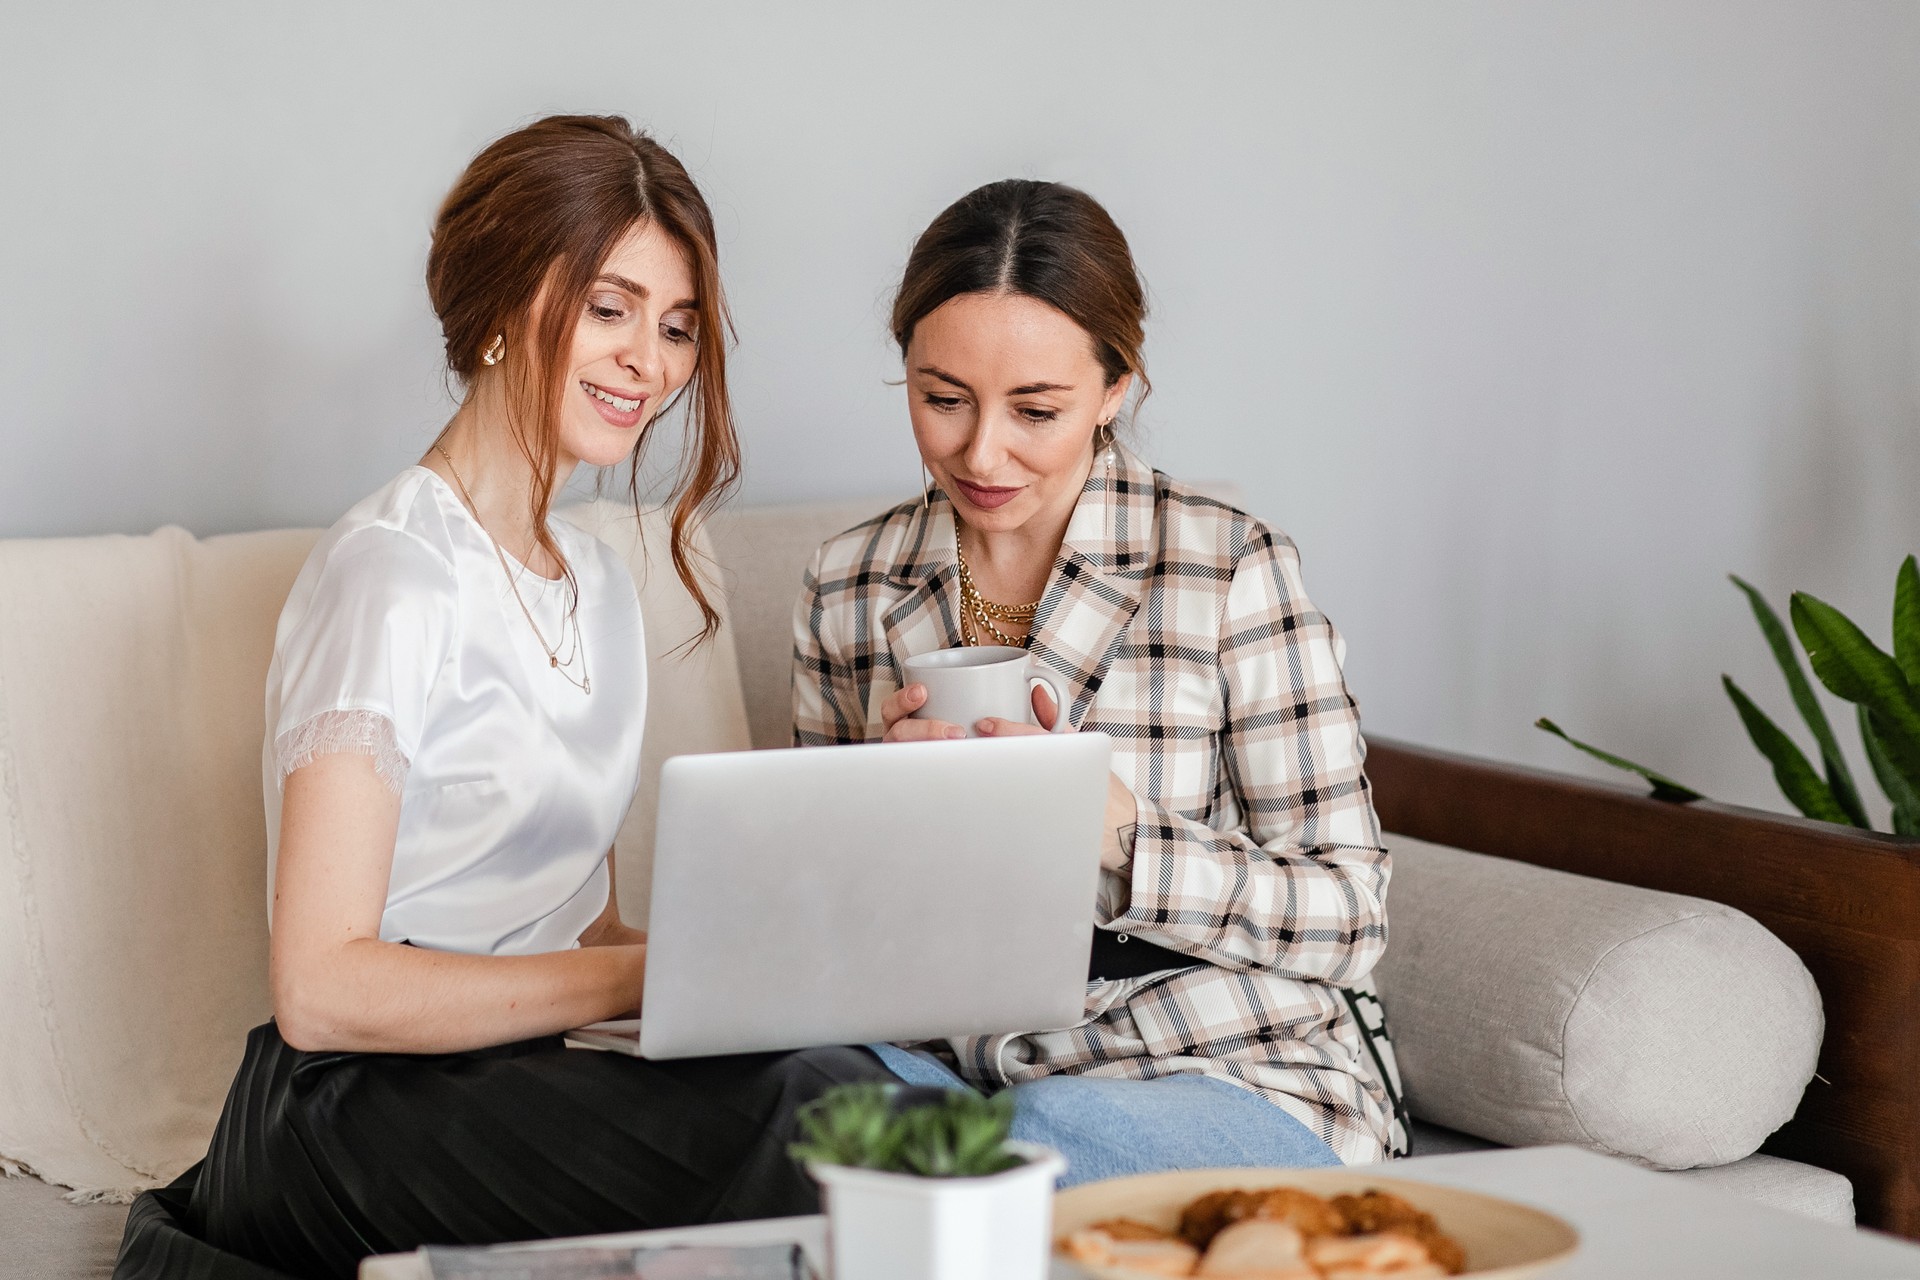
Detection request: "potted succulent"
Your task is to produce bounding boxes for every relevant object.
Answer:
[790,1083,1066,1280]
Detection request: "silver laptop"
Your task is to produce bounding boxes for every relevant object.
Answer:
[579,733,1112,1060]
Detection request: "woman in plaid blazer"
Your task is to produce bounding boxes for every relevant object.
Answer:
[792,180,1402,1173]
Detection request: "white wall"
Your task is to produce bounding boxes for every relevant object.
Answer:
[4,2,1917,816]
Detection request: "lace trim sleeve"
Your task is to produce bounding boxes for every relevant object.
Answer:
[274,708,410,795]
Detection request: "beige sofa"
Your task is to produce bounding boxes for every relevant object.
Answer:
[0,498,1851,1277]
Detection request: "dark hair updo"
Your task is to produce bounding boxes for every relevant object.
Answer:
[891,180,1151,416]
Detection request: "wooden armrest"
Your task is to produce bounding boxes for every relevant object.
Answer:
[1365,734,1920,1238]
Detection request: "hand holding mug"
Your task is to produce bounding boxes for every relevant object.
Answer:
[972,681,1059,737]
[895,646,1071,741]
[880,683,962,742]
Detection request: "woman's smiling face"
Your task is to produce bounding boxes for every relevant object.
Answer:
[555,219,700,470]
[906,291,1131,536]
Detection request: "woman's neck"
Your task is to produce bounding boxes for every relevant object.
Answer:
[953,448,1095,608]
[423,381,576,577]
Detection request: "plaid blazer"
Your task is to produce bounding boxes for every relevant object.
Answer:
[791,445,1396,1163]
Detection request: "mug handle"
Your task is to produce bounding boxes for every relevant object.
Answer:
[1026,663,1073,734]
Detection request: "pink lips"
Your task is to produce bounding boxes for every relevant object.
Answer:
[953,478,1023,510]
[582,381,649,429]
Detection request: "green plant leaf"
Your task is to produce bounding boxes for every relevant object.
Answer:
[1869,712,1920,825]
[1793,592,1920,823]
[1895,555,1920,689]
[789,1083,905,1170]
[1860,705,1920,838]
[1790,592,1920,740]
[1534,718,1703,802]
[1723,677,1857,825]
[1730,576,1869,827]
[789,1082,1020,1178]
[893,1090,1019,1178]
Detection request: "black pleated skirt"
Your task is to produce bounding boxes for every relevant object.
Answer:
[113,1022,896,1280]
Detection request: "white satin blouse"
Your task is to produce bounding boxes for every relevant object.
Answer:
[262,466,647,956]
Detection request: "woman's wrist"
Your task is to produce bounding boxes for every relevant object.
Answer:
[592,941,648,1021]
[1103,773,1140,872]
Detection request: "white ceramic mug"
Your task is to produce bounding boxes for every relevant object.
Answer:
[902,646,1071,737]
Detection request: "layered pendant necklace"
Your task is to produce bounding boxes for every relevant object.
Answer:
[435,445,592,694]
[955,540,1041,648]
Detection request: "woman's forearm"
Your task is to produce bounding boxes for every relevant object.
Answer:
[272,764,648,1055]
[272,936,645,1055]
[1103,794,1388,981]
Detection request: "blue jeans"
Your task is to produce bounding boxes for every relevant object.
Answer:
[868,1043,1341,1188]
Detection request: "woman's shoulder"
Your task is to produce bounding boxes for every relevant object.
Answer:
[294,469,461,607]
[1140,467,1297,570]
[807,495,928,584]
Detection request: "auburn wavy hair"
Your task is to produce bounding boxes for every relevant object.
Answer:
[426,115,740,639]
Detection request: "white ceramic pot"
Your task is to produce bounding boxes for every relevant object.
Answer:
[809,1141,1067,1280]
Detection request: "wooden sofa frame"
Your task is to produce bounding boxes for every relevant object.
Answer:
[1367,736,1920,1239]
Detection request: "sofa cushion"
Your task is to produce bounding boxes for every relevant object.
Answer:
[1408,1122,1852,1224]
[1408,1119,1500,1157]
[1668,1153,1854,1225]
[0,526,312,1196]
[705,499,895,750]
[0,1171,123,1280]
[1372,834,1822,1171]
[0,506,745,1196]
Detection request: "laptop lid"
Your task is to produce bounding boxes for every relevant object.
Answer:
[638,733,1112,1060]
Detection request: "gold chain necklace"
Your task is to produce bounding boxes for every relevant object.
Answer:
[955,540,1040,648]
[434,445,591,694]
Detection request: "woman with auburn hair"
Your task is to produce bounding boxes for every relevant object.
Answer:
[794,179,1407,1181]
[114,116,896,1279]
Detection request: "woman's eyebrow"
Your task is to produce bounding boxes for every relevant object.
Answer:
[916,367,1073,396]
[917,365,973,392]
[595,274,698,311]
[596,273,649,297]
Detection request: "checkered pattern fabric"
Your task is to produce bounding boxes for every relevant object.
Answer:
[792,445,1397,1164]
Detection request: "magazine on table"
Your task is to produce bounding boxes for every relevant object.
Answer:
[420,1241,813,1280]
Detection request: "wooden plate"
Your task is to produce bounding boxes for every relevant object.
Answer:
[1054,1167,1579,1278]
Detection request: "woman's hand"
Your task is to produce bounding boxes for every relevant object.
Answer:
[972,681,1062,736]
[978,690,1140,872]
[880,682,967,742]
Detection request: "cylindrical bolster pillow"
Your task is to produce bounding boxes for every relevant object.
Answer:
[1373,834,1823,1170]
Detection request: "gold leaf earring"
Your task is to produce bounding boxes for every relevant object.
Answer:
[481,333,505,367]
[920,463,933,510]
